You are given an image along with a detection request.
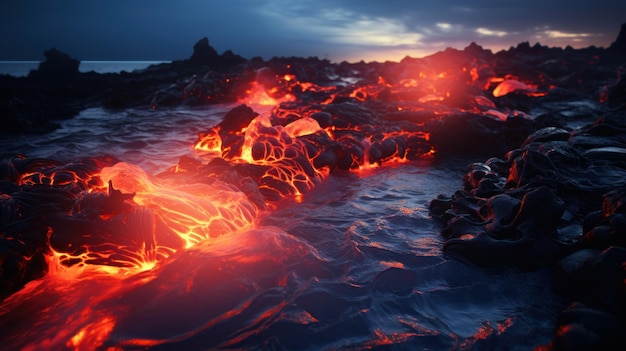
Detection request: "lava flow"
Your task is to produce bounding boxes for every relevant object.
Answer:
[4,57,528,293]
[3,156,257,274]
[0,60,551,280]
[2,35,625,350]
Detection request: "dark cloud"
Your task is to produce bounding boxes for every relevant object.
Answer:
[1,0,624,62]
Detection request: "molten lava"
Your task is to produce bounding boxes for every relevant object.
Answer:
[100,162,256,249]
[492,79,546,97]
[239,81,296,107]
[5,55,555,283]
[27,160,258,277]
[0,48,566,350]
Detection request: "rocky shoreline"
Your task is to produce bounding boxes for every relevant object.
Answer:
[1,25,626,350]
[2,25,625,136]
[430,114,626,349]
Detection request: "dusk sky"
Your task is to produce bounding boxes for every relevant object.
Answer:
[2,0,625,62]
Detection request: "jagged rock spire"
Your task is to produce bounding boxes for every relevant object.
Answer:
[609,23,626,54]
[188,37,219,66]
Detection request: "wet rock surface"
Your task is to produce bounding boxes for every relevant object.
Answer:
[1,24,626,350]
[430,115,626,350]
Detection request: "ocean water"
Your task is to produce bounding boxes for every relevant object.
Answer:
[0,104,563,350]
[0,60,168,77]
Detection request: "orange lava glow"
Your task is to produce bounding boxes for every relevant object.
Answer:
[0,47,570,351]
[193,128,222,154]
[237,115,330,199]
[38,161,257,276]
[239,81,296,106]
[492,79,547,97]
[99,162,256,249]
[363,329,418,347]
[67,316,116,351]
[460,317,516,348]
[18,58,553,279]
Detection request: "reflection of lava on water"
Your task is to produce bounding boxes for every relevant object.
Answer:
[1,35,626,350]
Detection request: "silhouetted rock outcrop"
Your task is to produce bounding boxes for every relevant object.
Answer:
[187,37,246,68]
[220,49,247,67]
[609,23,626,54]
[28,48,80,82]
[188,37,219,65]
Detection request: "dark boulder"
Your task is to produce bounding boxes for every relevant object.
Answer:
[521,127,571,147]
[543,302,626,351]
[556,246,626,316]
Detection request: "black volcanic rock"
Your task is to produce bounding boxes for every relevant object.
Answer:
[220,49,248,67]
[430,112,626,349]
[28,48,80,82]
[186,37,247,70]
[609,23,626,54]
[0,48,105,134]
[0,97,21,134]
[2,22,626,350]
[1,25,624,140]
[463,42,492,59]
[188,37,219,65]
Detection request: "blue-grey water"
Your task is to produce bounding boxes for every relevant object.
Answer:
[0,104,562,350]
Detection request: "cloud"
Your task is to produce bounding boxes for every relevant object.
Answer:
[544,30,592,39]
[527,27,601,46]
[475,27,508,37]
[307,10,424,46]
[256,3,424,46]
[254,3,427,60]
[436,23,452,31]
